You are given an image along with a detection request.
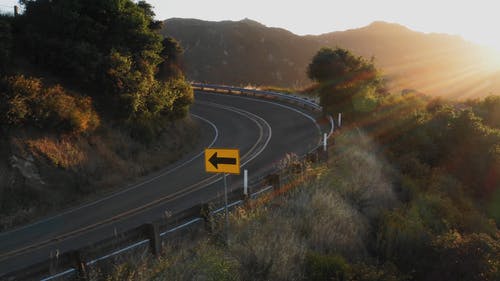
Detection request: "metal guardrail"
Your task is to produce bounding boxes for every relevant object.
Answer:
[192,83,322,113]
[192,83,335,138]
[1,84,337,281]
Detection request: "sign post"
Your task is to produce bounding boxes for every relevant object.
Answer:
[223,173,229,242]
[205,148,240,245]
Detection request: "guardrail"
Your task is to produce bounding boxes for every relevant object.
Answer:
[192,83,336,139]
[1,84,337,281]
[192,83,322,113]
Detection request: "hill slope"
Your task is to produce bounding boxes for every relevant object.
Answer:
[162,18,500,99]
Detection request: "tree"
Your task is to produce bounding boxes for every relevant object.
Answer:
[307,47,382,120]
[14,0,192,138]
[157,37,184,80]
[0,16,12,74]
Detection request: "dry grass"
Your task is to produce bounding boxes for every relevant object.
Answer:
[89,127,398,281]
[0,117,200,231]
[26,136,86,169]
[331,129,398,220]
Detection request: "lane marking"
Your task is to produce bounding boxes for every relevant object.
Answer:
[0,103,272,261]
[198,91,322,144]
[0,92,315,262]
[35,94,321,281]
[198,100,273,168]
[0,114,218,237]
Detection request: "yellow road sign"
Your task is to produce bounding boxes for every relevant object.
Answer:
[205,148,240,174]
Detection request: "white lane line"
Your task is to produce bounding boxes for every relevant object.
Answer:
[0,114,219,238]
[198,100,272,167]
[0,103,271,261]
[2,92,319,279]
[180,103,273,190]
[199,92,322,143]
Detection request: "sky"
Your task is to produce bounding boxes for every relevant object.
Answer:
[1,0,499,51]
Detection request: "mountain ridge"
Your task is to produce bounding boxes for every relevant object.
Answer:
[162,18,500,99]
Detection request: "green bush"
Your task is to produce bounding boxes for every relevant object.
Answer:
[349,262,406,281]
[305,252,350,281]
[0,75,99,133]
[429,231,500,281]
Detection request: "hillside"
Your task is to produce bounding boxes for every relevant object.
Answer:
[162,18,319,87]
[162,18,500,99]
[0,1,196,230]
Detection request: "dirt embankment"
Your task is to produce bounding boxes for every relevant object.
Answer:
[0,117,200,231]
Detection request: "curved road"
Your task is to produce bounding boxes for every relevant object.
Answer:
[0,91,323,276]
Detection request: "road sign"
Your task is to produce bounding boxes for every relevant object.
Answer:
[205,148,240,174]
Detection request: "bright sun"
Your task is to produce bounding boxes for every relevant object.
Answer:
[483,47,500,71]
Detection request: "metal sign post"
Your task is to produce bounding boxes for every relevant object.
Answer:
[223,173,229,244]
[205,148,240,246]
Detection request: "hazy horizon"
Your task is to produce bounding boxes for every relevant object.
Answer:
[1,0,500,52]
[155,0,500,52]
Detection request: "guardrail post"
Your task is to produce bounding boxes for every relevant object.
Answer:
[290,163,302,174]
[318,145,329,162]
[144,223,161,257]
[71,250,88,280]
[265,173,280,189]
[49,249,60,275]
[200,203,213,233]
[307,151,319,163]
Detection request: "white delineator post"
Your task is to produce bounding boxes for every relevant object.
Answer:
[323,133,328,152]
[338,113,342,128]
[243,169,248,196]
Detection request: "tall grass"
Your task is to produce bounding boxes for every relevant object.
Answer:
[90,128,401,281]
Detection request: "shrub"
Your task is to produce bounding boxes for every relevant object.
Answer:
[349,262,407,281]
[0,75,42,126]
[305,252,350,281]
[231,214,306,281]
[0,75,100,134]
[42,85,100,133]
[376,207,435,276]
[428,231,500,281]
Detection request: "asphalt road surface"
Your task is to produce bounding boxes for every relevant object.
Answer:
[0,91,323,277]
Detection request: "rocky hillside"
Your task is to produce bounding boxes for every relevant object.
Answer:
[163,18,500,99]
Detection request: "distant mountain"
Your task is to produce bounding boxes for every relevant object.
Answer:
[162,18,500,99]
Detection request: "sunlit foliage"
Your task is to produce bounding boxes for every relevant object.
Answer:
[308,47,384,119]
[0,75,99,133]
[1,0,192,139]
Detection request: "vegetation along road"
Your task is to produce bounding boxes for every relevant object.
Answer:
[0,90,324,276]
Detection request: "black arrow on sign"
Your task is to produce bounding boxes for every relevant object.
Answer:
[209,152,237,169]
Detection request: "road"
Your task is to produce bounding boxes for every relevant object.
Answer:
[0,91,323,277]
